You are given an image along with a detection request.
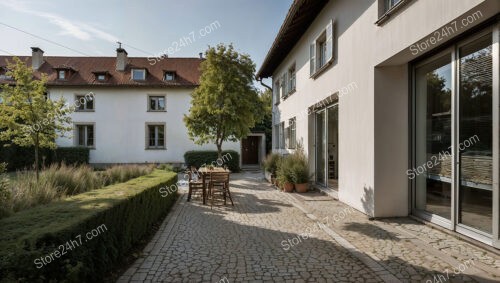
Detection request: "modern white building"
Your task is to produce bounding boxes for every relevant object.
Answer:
[0,47,248,165]
[257,0,500,248]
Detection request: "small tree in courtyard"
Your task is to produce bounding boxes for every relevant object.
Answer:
[0,57,72,180]
[184,44,261,159]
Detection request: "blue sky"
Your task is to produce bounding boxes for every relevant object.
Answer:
[0,0,292,82]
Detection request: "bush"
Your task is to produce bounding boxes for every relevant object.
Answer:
[0,163,11,218]
[276,156,294,185]
[2,164,153,217]
[0,144,90,171]
[101,165,154,186]
[6,164,103,214]
[262,153,281,176]
[51,147,90,165]
[0,170,178,282]
[157,164,174,171]
[184,150,240,172]
[289,149,310,184]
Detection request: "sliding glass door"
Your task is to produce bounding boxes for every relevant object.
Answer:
[415,52,453,223]
[457,34,493,235]
[413,26,499,246]
[315,104,339,189]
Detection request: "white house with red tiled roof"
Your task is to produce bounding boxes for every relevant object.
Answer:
[0,47,244,165]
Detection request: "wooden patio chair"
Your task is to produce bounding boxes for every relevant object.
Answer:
[208,171,233,209]
[187,167,205,203]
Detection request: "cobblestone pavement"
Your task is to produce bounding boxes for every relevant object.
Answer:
[118,171,500,283]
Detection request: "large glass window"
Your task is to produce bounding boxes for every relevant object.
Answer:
[415,53,453,220]
[458,34,493,234]
[413,29,497,242]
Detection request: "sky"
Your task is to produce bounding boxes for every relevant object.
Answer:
[0,0,293,86]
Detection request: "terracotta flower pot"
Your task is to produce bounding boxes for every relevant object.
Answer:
[295,183,308,193]
[283,182,294,192]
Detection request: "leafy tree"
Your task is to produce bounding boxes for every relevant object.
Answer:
[252,89,272,153]
[0,57,72,179]
[184,44,261,158]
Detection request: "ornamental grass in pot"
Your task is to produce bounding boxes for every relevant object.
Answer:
[276,156,294,192]
[290,146,310,193]
[262,153,281,184]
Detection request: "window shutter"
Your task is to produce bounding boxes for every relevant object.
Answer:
[285,126,289,149]
[326,20,333,63]
[283,73,288,96]
[310,42,316,75]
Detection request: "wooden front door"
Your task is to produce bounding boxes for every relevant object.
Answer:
[242,136,259,165]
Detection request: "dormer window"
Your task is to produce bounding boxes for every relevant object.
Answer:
[54,66,75,80]
[58,70,66,80]
[132,68,146,81]
[164,71,176,81]
[92,71,109,82]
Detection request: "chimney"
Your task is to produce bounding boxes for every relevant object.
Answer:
[199,53,203,59]
[31,47,44,70]
[116,42,128,71]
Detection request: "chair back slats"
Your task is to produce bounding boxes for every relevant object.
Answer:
[209,172,229,184]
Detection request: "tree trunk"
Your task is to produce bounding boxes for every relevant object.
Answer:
[35,134,40,182]
[34,144,39,181]
[216,143,222,160]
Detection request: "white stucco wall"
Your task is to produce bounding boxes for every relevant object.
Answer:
[50,87,241,164]
[271,0,497,217]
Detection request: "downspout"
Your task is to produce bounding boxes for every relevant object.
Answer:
[257,78,272,92]
[257,77,274,156]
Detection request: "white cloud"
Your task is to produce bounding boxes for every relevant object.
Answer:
[0,0,119,43]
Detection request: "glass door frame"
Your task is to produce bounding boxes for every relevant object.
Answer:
[315,109,327,186]
[315,103,339,188]
[411,24,499,248]
[411,46,456,230]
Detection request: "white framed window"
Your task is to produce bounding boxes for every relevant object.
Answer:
[288,117,296,149]
[97,74,106,81]
[75,124,95,148]
[310,19,334,77]
[288,64,296,93]
[148,95,166,111]
[274,124,280,149]
[58,70,66,80]
[132,69,146,80]
[75,94,94,111]
[280,73,287,98]
[279,122,285,149]
[146,123,165,149]
[164,72,176,81]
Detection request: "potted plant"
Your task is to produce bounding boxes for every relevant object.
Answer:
[291,161,309,193]
[277,155,294,192]
[263,153,281,184]
[289,145,310,193]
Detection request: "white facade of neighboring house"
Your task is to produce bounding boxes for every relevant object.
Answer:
[0,48,242,165]
[257,0,499,248]
[51,87,241,164]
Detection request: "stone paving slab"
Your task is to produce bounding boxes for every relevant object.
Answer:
[284,188,500,283]
[118,171,500,283]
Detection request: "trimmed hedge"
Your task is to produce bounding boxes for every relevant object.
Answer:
[50,147,90,165]
[0,145,89,171]
[0,170,178,282]
[184,150,240,172]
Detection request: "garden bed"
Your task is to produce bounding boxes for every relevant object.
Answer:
[0,170,178,282]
